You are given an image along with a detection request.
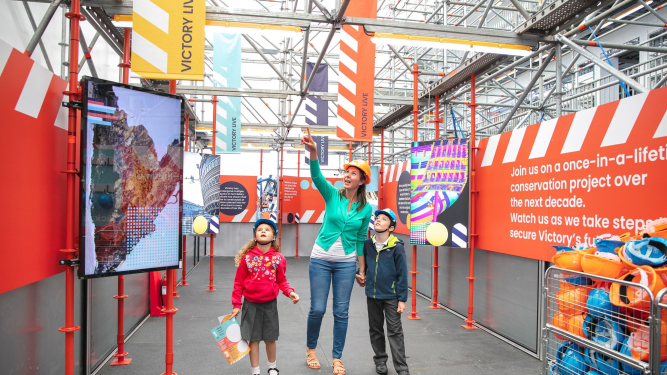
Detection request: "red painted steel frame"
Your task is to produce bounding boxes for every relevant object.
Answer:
[207,96,218,293]
[181,113,189,287]
[462,74,478,330]
[380,129,384,209]
[279,145,284,247]
[161,81,179,375]
[408,63,421,320]
[430,95,441,310]
[295,150,300,258]
[60,1,83,373]
[111,27,133,366]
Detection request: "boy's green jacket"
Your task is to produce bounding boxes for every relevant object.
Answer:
[310,159,372,255]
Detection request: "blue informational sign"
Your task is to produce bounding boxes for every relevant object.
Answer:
[213,33,242,154]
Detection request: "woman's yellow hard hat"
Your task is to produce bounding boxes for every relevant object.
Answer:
[343,160,371,185]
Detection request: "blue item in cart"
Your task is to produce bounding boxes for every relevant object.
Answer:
[587,288,619,319]
[584,347,620,375]
[584,371,603,375]
[619,337,645,375]
[556,341,587,375]
[583,315,622,350]
[562,275,593,286]
[594,238,625,254]
[624,238,667,267]
[554,246,575,253]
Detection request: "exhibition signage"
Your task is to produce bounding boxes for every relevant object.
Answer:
[298,176,340,223]
[219,175,257,223]
[305,62,329,126]
[0,38,68,294]
[475,87,667,262]
[183,152,221,235]
[304,135,329,166]
[380,161,411,235]
[336,0,376,142]
[79,77,184,278]
[131,0,205,80]
[410,139,470,246]
[282,176,301,224]
[213,33,242,154]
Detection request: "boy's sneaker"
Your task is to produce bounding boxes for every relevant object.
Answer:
[267,368,279,375]
[397,371,410,375]
[375,362,388,374]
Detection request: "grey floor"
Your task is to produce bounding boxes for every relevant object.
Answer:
[96,257,541,375]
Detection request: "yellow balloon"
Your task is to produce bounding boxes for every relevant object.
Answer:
[426,222,449,246]
[193,216,208,234]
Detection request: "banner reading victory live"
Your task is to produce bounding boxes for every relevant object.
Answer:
[305,62,328,126]
[336,0,376,142]
[131,0,205,80]
[213,33,242,154]
[475,87,667,262]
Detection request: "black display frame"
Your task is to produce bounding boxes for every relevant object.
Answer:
[78,76,184,279]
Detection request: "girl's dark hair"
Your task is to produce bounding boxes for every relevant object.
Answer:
[338,170,368,212]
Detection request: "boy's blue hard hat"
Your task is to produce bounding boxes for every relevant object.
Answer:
[556,341,586,375]
[254,218,277,234]
[374,208,397,227]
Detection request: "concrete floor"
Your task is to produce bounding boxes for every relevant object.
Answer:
[96,256,541,375]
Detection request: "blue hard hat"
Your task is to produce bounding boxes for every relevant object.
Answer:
[374,208,397,227]
[562,275,593,286]
[556,342,587,375]
[553,245,575,253]
[587,288,619,319]
[619,337,645,375]
[253,218,277,234]
[584,347,620,375]
[583,315,623,351]
[594,238,625,254]
[624,238,667,267]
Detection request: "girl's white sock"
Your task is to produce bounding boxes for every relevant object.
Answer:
[251,365,261,375]
[268,361,277,369]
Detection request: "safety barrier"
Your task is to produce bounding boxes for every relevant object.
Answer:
[541,266,665,374]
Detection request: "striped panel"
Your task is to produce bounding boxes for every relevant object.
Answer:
[502,127,526,164]
[561,106,597,154]
[655,110,667,139]
[529,118,558,159]
[600,92,648,148]
[480,135,501,167]
[300,210,315,223]
[132,31,168,74]
[315,211,325,224]
[134,0,169,33]
[14,62,53,118]
[232,209,249,222]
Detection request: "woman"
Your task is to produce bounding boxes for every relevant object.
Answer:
[301,129,373,375]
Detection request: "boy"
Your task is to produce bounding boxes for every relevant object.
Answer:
[359,208,410,375]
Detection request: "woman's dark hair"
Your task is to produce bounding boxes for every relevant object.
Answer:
[338,169,368,212]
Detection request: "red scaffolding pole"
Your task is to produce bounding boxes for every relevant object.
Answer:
[110,27,133,366]
[430,95,442,310]
[181,113,189,287]
[463,74,478,330]
[207,96,218,293]
[162,81,179,375]
[279,144,284,247]
[408,63,421,321]
[295,149,300,258]
[380,128,384,209]
[61,0,84,373]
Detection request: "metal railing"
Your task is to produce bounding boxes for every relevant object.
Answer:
[541,266,662,374]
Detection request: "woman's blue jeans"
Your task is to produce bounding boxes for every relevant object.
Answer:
[306,258,357,359]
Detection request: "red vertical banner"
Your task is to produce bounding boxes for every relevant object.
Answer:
[219,176,258,223]
[336,0,376,142]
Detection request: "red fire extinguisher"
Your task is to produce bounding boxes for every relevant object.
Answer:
[150,271,167,317]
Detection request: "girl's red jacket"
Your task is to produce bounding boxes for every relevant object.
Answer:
[232,246,294,308]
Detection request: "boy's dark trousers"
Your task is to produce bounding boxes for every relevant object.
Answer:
[367,297,409,372]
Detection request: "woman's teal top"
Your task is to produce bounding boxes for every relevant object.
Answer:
[310,159,372,255]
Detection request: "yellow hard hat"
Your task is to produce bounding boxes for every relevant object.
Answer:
[343,160,371,185]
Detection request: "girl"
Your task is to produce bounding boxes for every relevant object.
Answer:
[300,128,373,375]
[231,218,300,375]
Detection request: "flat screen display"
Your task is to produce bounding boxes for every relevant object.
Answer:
[183,152,220,235]
[79,77,184,278]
